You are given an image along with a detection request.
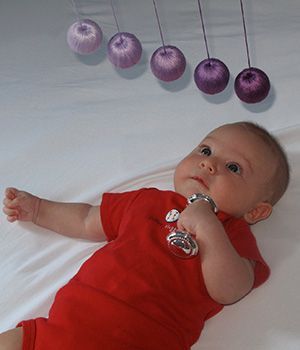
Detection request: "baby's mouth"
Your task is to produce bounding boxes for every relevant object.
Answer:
[191,176,209,190]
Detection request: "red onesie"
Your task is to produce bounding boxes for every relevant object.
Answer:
[19,188,270,349]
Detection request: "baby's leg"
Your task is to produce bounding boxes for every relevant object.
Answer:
[0,327,23,350]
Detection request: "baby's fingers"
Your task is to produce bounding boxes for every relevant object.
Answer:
[176,219,187,233]
[7,215,19,223]
[5,187,18,198]
[2,206,19,222]
[2,197,18,209]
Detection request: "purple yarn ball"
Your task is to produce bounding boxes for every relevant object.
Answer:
[194,58,230,94]
[150,45,186,82]
[235,67,270,103]
[107,32,142,69]
[67,19,102,55]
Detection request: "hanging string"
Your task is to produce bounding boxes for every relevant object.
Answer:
[69,0,81,22]
[234,0,270,103]
[239,0,251,68]
[110,0,121,33]
[152,0,166,53]
[196,0,210,59]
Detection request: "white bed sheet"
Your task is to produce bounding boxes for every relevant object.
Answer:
[1,0,300,348]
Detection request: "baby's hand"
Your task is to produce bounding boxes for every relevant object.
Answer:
[177,200,219,238]
[2,188,40,223]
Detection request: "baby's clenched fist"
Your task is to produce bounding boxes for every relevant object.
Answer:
[2,187,40,223]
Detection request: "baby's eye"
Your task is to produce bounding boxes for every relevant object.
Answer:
[200,147,211,156]
[226,162,241,174]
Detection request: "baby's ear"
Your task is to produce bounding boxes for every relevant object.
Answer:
[244,202,273,224]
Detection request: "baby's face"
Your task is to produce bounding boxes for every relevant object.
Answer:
[174,124,275,218]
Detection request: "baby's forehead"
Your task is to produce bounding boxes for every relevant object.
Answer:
[199,125,275,159]
[204,124,266,145]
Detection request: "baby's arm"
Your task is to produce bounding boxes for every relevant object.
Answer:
[177,201,254,305]
[2,187,106,242]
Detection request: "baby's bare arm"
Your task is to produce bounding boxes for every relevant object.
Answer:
[178,201,254,305]
[3,188,106,242]
[0,327,22,350]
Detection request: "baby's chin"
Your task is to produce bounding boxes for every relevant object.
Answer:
[174,183,209,198]
[174,188,194,199]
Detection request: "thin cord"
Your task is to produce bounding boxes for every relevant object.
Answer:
[197,0,210,59]
[240,0,251,68]
[70,0,80,21]
[110,0,121,33]
[152,0,166,53]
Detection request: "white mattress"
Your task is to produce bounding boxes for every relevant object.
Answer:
[1,0,300,348]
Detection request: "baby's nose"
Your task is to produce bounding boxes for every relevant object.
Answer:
[200,160,216,174]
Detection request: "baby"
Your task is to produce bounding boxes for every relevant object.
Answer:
[1,121,290,350]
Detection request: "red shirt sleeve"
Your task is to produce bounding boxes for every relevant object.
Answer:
[100,189,143,242]
[222,215,271,288]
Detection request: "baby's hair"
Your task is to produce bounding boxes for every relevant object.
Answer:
[233,121,290,205]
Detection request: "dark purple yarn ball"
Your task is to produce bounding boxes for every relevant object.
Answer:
[235,67,270,103]
[67,19,102,55]
[150,45,186,82]
[194,58,230,94]
[107,32,142,69]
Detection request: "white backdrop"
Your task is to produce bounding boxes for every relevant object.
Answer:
[0,0,299,349]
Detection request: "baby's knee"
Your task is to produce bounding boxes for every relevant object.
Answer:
[0,327,23,350]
